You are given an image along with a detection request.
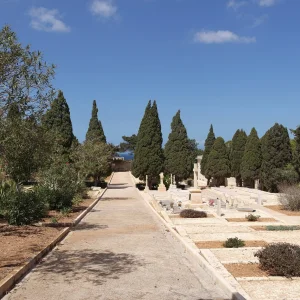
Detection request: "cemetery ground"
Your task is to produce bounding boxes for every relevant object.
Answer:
[146,185,300,300]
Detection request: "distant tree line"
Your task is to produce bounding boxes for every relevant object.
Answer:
[130,100,299,193]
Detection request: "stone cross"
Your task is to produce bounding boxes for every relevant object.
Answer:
[193,163,198,188]
[170,174,173,185]
[145,175,149,191]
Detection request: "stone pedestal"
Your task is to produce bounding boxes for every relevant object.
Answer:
[189,189,202,204]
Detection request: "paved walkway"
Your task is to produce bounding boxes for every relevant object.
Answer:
[4,172,226,300]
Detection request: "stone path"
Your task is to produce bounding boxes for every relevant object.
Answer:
[4,172,226,300]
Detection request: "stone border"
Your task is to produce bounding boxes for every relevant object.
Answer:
[0,173,114,299]
[129,172,247,300]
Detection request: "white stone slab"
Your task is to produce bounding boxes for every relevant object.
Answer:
[211,248,260,264]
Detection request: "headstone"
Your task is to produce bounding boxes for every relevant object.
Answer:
[158,172,167,192]
[255,180,259,190]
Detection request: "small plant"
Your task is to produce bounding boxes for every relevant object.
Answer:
[266,225,300,231]
[180,209,207,218]
[60,207,72,217]
[72,194,83,206]
[51,217,58,224]
[245,214,261,222]
[223,237,245,248]
[255,243,300,277]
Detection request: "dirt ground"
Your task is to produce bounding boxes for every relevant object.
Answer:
[224,263,268,277]
[195,240,268,249]
[265,205,300,216]
[226,218,277,222]
[41,198,94,225]
[0,196,95,282]
[0,226,63,281]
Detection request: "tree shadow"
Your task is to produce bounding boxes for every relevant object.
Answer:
[109,183,127,186]
[36,249,145,286]
[73,222,108,231]
[107,186,129,190]
[101,197,131,201]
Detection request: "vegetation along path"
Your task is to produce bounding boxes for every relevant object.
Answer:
[4,172,226,300]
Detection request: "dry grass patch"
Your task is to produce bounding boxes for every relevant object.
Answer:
[226,218,277,222]
[195,240,267,249]
[265,205,300,216]
[224,263,268,277]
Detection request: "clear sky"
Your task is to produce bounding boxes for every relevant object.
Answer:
[1,0,299,147]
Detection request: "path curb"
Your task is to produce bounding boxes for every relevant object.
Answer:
[0,173,114,299]
[130,172,246,300]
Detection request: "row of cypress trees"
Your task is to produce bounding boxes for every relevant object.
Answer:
[201,123,297,192]
[43,91,106,155]
[132,101,195,184]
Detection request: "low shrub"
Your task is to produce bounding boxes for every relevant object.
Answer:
[180,209,207,218]
[279,185,300,211]
[0,186,47,225]
[255,243,300,277]
[37,162,81,210]
[245,214,260,221]
[223,237,245,248]
[266,225,300,231]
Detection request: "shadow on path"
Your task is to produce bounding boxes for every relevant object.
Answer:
[36,249,145,286]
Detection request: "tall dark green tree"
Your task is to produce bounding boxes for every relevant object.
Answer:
[119,134,138,152]
[292,126,300,175]
[86,100,106,143]
[164,110,193,181]
[241,128,262,187]
[206,137,230,186]
[43,90,74,150]
[230,129,247,186]
[260,123,292,192]
[132,101,164,184]
[201,124,216,184]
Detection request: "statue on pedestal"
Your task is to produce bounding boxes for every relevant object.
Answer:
[158,172,167,192]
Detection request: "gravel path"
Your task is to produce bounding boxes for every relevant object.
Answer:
[4,172,226,300]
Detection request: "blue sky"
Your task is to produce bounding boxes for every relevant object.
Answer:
[1,0,299,147]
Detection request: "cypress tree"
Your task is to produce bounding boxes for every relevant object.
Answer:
[260,123,292,192]
[206,137,230,186]
[164,110,193,181]
[292,126,300,175]
[201,124,216,183]
[230,129,247,186]
[86,100,106,143]
[43,90,74,149]
[241,128,262,187]
[132,101,164,183]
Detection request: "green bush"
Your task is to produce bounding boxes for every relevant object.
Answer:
[38,162,80,210]
[266,225,300,231]
[255,243,300,277]
[0,183,47,225]
[223,237,245,248]
[245,214,260,221]
[180,209,207,218]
